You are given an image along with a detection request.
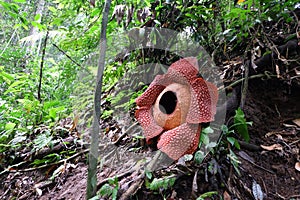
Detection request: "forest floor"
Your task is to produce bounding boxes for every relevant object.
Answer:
[1,62,299,200]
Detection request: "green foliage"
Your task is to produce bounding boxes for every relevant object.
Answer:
[32,153,61,166]
[194,126,217,164]
[147,175,176,191]
[228,149,241,176]
[196,191,218,200]
[233,108,252,142]
[98,176,119,200]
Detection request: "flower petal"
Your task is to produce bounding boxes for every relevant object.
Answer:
[157,123,201,160]
[187,78,218,123]
[167,57,199,84]
[135,106,164,143]
[136,75,170,107]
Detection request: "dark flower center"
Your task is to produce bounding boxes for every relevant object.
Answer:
[159,91,177,115]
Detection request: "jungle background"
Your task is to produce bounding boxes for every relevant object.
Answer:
[0,0,299,199]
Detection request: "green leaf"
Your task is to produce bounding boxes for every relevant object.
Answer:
[48,106,66,120]
[227,137,240,149]
[34,14,41,21]
[0,71,14,84]
[233,108,250,142]
[228,149,241,176]
[13,0,26,3]
[99,184,113,197]
[48,6,57,13]
[200,132,209,145]
[227,137,235,146]
[33,131,53,151]
[148,176,176,191]
[194,150,205,164]
[196,191,218,200]
[31,21,44,30]
[145,170,152,180]
[201,126,214,134]
[5,122,16,130]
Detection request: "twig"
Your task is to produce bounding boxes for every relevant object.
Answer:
[0,149,89,175]
[119,173,145,200]
[0,161,27,175]
[97,168,135,190]
[52,43,81,67]
[113,122,139,145]
[239,152,275,174]
[0,29,16,57]
[219,72,277,91]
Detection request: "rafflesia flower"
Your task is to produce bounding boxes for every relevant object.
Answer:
[135,57,218,160]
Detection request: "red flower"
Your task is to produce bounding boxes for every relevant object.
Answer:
[135,57,218,160]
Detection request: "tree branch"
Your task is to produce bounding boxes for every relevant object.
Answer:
[52,43,81,67]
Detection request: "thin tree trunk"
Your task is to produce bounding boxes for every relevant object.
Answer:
[37,31,49,102]
[86,0,112,198]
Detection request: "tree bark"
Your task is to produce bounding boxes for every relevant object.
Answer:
[86,0,112,198]
[28,0,46,51]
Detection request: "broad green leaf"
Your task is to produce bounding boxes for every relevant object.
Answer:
[7,80,25,89]
[194,150,205,164]
[227,137,235,146]
[200,131,209,145]
[227,137,240,149]
[33,131,53,151]
[34,14,41,21]
[148,176,176,191]
[0,71,14,84]
[145,170,152,180]
[234,108,250,142]
[99,184,113,197]
[5,122,16,130]
[31,21,44,30]
[201,126,214,134]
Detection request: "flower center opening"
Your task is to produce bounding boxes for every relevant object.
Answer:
[159,91,177,115]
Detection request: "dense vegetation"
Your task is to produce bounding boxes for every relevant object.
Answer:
[0,0,299,199]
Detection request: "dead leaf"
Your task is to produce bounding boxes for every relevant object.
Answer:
[111,5,126,25]
[295,162,300,172]
[69,115,78,132]
[192,170,198,193]
[275,64,280,78]
[137,7,151,23]
[223,190,231,200]
[292,118,300,127]
[260,144,283,151]
[252,180,264,200]
[35,187,43,196]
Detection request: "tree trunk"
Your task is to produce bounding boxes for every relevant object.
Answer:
[86,0,112,198]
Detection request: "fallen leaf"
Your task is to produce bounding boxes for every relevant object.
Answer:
[295,162,300,172]
[192,170,198,193]
[292,118,300,127]
[252,180,264,200]
[35,187,42,196]
[260,144,283,151]
[223,190,231,200]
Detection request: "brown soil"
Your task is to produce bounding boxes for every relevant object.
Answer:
[1,77,299,200]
